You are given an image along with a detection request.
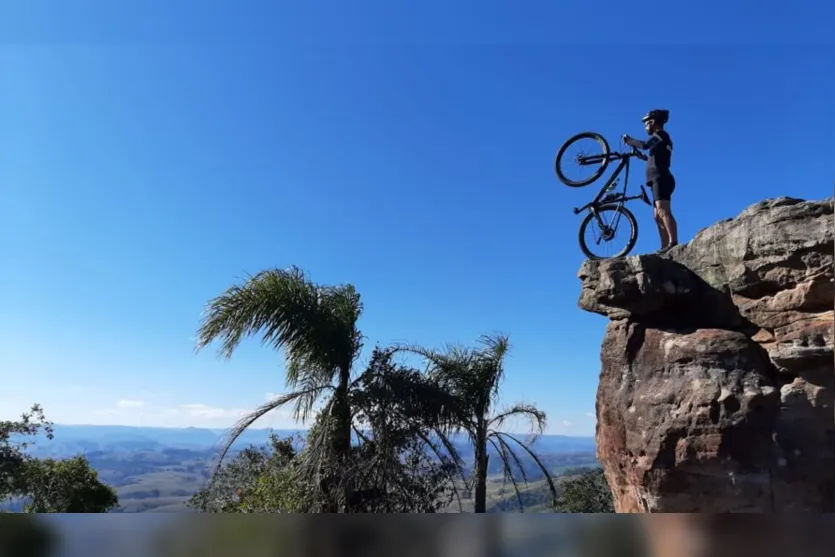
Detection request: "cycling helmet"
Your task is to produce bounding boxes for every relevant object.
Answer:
[641,109,669,124]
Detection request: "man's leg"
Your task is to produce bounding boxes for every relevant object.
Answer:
[653,203,670,248]
[657,200,678,246]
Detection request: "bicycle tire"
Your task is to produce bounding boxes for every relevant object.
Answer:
[555,131,610,187]
[578,204,639,260]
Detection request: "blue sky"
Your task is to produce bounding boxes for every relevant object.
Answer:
[1,1,832,435]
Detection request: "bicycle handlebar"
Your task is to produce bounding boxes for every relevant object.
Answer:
[619,135,648,161]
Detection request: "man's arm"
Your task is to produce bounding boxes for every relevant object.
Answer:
[623,135,647,149]
[624,133,661,151]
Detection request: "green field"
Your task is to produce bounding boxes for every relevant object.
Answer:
[441,471,596,513]
[24,439,599,513]
[111,468,589,513]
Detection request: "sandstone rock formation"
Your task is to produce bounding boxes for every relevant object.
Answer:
[578,197,834,512]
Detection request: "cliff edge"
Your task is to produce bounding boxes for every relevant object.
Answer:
[578,197,834,512]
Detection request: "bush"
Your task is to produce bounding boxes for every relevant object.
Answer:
[553,468,614,513]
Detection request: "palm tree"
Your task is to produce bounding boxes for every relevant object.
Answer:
[195,266,363,511]
[395,334,558,513]
[195,267,465,513]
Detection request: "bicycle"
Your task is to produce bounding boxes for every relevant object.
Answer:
[554,131,653,260]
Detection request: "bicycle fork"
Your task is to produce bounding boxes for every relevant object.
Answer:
[590,206,622,244]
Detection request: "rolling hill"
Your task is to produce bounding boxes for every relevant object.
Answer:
[8,424,598,513]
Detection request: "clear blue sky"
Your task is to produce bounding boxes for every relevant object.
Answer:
[1,1,832,435]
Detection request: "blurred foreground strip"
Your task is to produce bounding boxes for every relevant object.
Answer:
[155,514,643,557]
[0,514,57,557]
[1,514,834,557]
[642,515,835,557]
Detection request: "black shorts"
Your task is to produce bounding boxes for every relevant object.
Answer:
[649,174,675,202]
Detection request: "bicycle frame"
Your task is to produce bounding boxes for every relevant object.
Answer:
[571,150,651,229]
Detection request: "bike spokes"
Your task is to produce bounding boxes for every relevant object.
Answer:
[580,207,636,259]
[561,137,607,185]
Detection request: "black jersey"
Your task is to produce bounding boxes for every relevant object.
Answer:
[643,130,673,181]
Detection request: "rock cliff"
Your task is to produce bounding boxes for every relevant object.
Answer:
[578,197,834,512]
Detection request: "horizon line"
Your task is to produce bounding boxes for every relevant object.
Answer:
[46,422,596,438]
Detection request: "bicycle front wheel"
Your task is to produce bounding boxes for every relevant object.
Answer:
[555,131,610,187]
[578,204,638,260]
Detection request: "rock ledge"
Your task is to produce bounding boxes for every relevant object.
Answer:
[579,196,834,512]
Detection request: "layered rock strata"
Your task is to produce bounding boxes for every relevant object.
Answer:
[579,197,834,512]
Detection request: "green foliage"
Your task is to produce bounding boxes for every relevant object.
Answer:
[553,468,614,513]
[293,412,457,513]
[190,349,461,513]
[187,435,302,513]
[342,349,459,512]
[394,335,558,513]
[22,456,119,513]
[1,404,119,513]
[196,266,363,425]
[488,479,560,513]
[195,267,474,513]
[196,267,365,511]
[193,268,566,514]
[0,405,53,500]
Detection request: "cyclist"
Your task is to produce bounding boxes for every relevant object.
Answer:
[622,109,679,252]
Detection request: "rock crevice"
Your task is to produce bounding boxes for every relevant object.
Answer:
[579,197,834,512]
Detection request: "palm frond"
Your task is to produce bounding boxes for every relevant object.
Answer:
[391,344,482,423]
[398,335,512,418]
[487,436,525,513]
[475,333,510,360]
[195,267,362,390]
[352,425,371,445]
[387,369,463,428]
[210,387,330,478]
[196,267,316,357]
[389,343,462,374]
[303,399,338,471]
[489,403,547,437]
[413,430,465,512]
[474,333,510,403]
[490,432,530,486]
[493,431,559,506]
[285,358,337,423]
[294,399,340,511]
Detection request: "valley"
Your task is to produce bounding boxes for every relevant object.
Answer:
[9,424,599,513]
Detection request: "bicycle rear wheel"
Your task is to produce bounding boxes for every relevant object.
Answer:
[578,204,638,260]
[555,132,610,187]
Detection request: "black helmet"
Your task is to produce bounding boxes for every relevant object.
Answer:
[642,109,669,124]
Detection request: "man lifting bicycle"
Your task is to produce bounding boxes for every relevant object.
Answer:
[622,109,679,253]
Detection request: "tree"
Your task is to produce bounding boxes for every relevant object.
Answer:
[1,404,53,503]
[342,348,460,512]
[196,266,363,511]
[187,435,302,513]
[553,468,614,513]
[196,268,470,513]
[395,334,558,513]
[1,404,119,513]
[23,456,118,513]
[188,349,461,513]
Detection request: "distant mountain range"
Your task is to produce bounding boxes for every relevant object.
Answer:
[6,424,598,514]
[23,424,596,460]
[23,424,304,458]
